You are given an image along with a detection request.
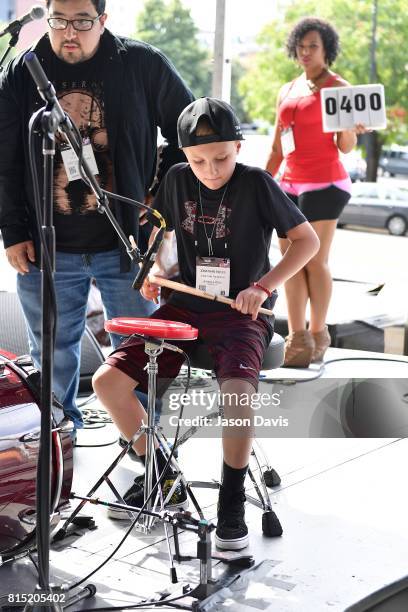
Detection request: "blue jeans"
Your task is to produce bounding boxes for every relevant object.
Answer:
[17,249,157,428]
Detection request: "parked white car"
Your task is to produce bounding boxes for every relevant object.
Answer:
[338,182,408,236]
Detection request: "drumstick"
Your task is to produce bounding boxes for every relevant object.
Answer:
[149,275,274,316]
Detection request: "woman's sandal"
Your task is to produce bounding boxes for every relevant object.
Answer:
[283,329,315,368]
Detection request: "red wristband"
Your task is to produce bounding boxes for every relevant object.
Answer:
[252,282,272,298]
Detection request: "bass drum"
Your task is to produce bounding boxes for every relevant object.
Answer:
[0,352,73,560]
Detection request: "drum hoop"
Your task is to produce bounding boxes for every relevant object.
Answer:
[52,430,64,513]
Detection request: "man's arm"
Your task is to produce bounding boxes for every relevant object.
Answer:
[0,60,36,271]
[148,49,194,193]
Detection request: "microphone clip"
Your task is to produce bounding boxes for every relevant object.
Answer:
[132,227,164,291]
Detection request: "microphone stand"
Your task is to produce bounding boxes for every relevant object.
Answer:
[21,72,98,612]
[23,52,164,611]
[0,27,22,72]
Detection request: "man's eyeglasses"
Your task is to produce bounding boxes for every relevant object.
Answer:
[47,15,101,31]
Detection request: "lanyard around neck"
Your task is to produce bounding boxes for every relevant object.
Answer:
[195,180,229,258]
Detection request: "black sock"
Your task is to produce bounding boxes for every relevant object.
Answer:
[221,460,248,494]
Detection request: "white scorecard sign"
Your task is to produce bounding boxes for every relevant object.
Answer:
[321,84,386,132]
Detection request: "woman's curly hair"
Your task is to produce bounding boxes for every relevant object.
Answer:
[286,17,340,66]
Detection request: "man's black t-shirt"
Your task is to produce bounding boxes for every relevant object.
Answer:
[153,162,306,318]
[51,37,117,253]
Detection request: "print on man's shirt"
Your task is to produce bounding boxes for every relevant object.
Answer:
[53,81,113,216]
[181,200,231,238]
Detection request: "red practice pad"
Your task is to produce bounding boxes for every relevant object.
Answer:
[105,318,198,341]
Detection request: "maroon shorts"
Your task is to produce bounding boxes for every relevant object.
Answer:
[105,304,273,393]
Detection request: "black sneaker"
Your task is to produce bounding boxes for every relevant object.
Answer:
[108,473,188,520]
[215,487,249,550]
[118,436,141,462]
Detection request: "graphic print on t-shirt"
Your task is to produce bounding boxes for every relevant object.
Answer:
[181,199,231,239]
[53,80,113,216]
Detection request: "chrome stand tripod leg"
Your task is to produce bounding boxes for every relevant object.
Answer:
[54,439,140,540]
[155,429,205,519]
[253,439,271,470]
[246,466,269,511]
[142,343,161,532]
[142,344,178,580]
[251,447,273,510]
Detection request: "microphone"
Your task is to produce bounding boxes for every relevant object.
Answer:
[24,51,67,125]
[0,6,46,37]
[132,229,164,291]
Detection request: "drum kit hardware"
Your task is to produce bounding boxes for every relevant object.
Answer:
[54,318,254,609]
[0,339,255,611]
[0,316,276,610]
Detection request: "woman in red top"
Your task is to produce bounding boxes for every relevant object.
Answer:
[266,17,366,367]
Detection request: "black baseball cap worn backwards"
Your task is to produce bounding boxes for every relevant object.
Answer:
[177,97,244,148]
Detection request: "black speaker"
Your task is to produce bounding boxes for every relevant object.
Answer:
[345,575,408,611]
[0,291,104,395]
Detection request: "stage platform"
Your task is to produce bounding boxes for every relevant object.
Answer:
[1,347,408,611]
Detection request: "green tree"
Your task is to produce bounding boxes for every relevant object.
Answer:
[134,0,211,97]
[239,0,408,178]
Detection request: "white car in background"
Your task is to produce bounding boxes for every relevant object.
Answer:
[338,182,408,236]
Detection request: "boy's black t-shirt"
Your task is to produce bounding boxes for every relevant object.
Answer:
[153,162,306,319]
[51,36,117,253]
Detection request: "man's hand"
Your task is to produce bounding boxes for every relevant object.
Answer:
[231,285,270,321]
[141,274,161,304]
[5,241,35,274]
[140,192,154,226]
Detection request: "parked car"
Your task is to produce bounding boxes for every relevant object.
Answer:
[340,150,366,182]
[338,182,408,236]
[378,146,408,177]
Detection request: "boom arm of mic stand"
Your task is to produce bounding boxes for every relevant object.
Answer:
[60,128,169,284]
[24,52,142,264]
[0,29,21,71]
[58,125,144,264]
[132,226,165,290]
[24,51,166,274]
[56,120,168,278]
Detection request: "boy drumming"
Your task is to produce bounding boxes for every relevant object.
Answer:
[93,98,319,550]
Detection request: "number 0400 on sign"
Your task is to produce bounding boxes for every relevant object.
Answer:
[321,83,386,132]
